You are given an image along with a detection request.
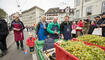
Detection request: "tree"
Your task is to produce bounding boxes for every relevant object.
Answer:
[0,8,7,19]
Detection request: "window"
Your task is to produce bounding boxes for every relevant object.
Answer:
[76,0,80,6]
[102,1,105,13]
[76,10,80,18]
[86,6,92,16]
[61,9,64,12]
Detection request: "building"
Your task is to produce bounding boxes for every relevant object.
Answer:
[74,0,105,20]
[45,7,74,24]
[45,7,59,23]
[58,9,66,23]
[22,6,45,26]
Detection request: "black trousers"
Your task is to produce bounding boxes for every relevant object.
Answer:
[29,47,34,52]
[16,40,24,48]
[72,34,76,38]
[0,35,8,52]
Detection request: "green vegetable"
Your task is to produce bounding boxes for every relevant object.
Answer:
[60,41,105,60]
[77,35,105,47]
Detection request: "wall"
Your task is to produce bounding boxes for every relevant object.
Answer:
[74,0,103,20]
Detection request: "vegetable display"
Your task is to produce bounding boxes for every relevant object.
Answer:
[77,35,105,47]
[60,41,105,60]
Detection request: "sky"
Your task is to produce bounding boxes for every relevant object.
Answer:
[0,0,74,15]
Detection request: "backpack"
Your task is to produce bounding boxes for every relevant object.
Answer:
[43,38,54,51]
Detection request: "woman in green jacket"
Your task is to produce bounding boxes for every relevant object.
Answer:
[47,17,60,39]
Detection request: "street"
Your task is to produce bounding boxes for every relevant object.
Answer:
[0,30,38,60]
[1,0,105,60]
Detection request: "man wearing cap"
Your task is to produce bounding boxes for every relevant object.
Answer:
[10,16,25,50]
[97,12,105,37]
[95,16,100,24]
[88,16,100,34]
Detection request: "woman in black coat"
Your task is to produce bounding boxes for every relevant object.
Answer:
[88,21,96,34]
[0,19,9,57]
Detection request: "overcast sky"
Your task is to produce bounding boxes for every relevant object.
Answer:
[0,0,74,15]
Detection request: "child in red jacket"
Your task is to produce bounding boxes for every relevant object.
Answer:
[26,33,36,54]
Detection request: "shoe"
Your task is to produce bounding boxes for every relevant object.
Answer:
[4,50,8,54]
[0,54,3,57]
[17,47,19,50]
[0,52,6,57]
[2,52,6,56]
[30,52,32,54]
[21,48,24,51]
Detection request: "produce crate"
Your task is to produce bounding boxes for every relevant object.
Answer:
[35,40,45,60]
[72,38,105,51]
[54,43,79,60]
[35,39,59,60]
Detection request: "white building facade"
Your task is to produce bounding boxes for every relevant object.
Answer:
[45,7,74,24]
[22,6,45,26]
[74,0,105,20]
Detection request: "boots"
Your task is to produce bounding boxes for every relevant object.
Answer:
[17,46,19,50]
[0,50,7,57]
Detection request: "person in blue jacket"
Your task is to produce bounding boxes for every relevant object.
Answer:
[36,16,48,40]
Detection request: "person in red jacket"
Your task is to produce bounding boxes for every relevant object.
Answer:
[26,33,36,54]
[76,20,83,36]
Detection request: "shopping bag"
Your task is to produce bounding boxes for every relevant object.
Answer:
[24,49,28,54]
[71,29,76,34]
[92,28,102,35]
[76,26,82,30]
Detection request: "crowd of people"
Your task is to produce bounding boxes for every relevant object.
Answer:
[25,26,35,32]
[36,12,105,41]
[1,12,105,57]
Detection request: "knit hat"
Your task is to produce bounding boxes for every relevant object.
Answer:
[94,16,100,18]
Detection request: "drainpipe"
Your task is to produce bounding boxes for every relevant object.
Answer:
[81,0,84,19]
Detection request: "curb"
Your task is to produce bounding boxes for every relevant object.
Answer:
[7,41,15,49]
[7,31,15,49]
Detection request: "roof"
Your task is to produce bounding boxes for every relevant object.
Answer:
[45,7,60,14]
[45,7,75,15]
[22,6,45,14]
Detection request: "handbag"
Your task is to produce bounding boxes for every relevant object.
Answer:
[71,29,76,34]
[76,26,82,30]
[92,28,102,35]
[92,20,105,35]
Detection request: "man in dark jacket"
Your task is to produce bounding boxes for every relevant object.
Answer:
[97,12,105,37]
[60,16,72,40]
[95,16,100,24]
[88,16,100,34]
[0,18,9,57]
